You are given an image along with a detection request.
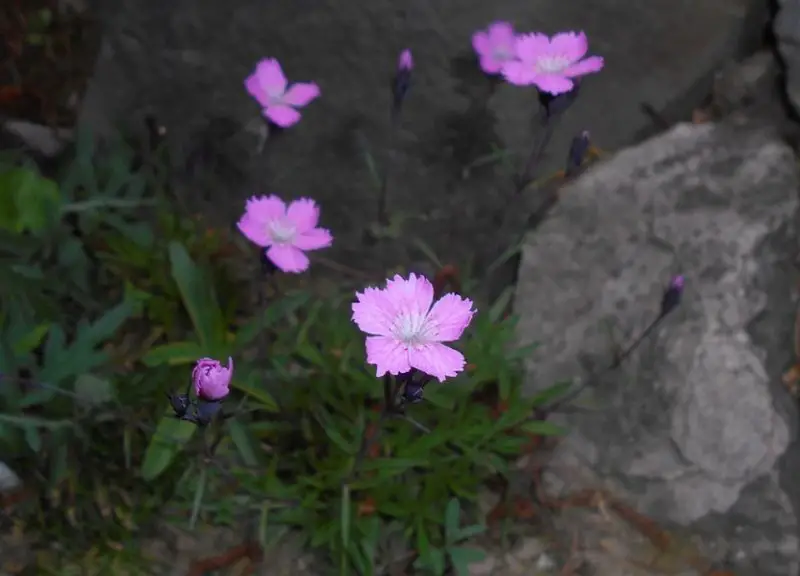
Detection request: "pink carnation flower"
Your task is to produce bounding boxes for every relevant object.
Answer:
[352,273,476,383]
[472,21,518,74]
[237,195,333,273]
[193,357,233,401]
[502,31,604,95]
[245,58,320,128]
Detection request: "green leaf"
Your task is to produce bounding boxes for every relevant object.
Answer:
[529,381,573,407]
[74,374,115,406]
[24,424,41,452]
[233,291,311,349]
[487,286,514,323]
[168,242,223,348]
[453,524,486,541]
[312,407,355,455]
[49,439,69,485]
[414,524,446,576]
[70,296,138,357]
[357,457,429,474]
[0,414,72,429]
[227,418,260,467]
[189,466,206,529]
[12,323,50,355]
[422,384,456,410]
[518,419,565,436]
[143,341,204,367]
[444,498,461,542]
[341,485,351,549]
[484,238,523,279]
[140,414,197,481]
[410,237,443,269]
[447,546,486,576]
[232,376,278,412]
[0,166,61,233]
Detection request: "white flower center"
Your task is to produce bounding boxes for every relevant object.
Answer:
[535,55,570,73]
[268,220,296,244]
[393,312,430,347]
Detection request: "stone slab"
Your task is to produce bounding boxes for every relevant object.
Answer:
[78,0,766,277]
[512,115,800,575]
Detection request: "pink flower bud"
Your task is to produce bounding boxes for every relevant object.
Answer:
[192,357,233,401]
[398,49,413,71]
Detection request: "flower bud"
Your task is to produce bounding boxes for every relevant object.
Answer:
[392,49,413,116]
[660,275,685,317]
[565,130,590,176]
[192,357,234,401]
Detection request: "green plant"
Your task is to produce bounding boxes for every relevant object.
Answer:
[414,498,487,575]
[138,245,564,575]
[0,136,210,566]
[1,132,571,574]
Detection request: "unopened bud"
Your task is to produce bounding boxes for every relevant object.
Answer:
[392,49,413,116]
[660,275,685,317]
[565,130,590,176]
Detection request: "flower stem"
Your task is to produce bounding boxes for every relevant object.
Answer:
[533,312,668,418]
[515,110,558,193]
[341,377,396,488]
[376,112,401,227]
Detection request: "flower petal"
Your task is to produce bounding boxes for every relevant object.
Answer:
[365,335,411,377]
[264,104,302,127]
[487,21,515,49]
[245,73,270,107]
[515,33,551,62]
[352,287,398,336]
[533,74,575,95]
[237,214,271,247]
[293,228,333,251]
[286,197,320,232]
[549,31,588,63]
[244,195,286,223]
[255,58,287,97]
[408,343,466,382]
[282,82,320,107]
[426,293,475,342]
[479,55,504,74]
[502,61,537,86]
[472,30,491,57]
[384,273,434,320]
[563,56,604,78]
[266,244,309,273]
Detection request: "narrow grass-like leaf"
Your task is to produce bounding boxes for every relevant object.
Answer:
[189,466,207,529]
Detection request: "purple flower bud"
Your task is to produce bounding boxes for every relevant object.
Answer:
[660,275,685,317]
[398,49,413,71]
[192,357,233,401]
[565,130,590,176]
[392,49,413,116]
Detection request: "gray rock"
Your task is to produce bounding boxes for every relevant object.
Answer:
[776,0,800,114]
[1,119,73,158]
[513,116,800,575]
[0,460,20,491]
[712,51,780,116]
[78,0,765,275]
